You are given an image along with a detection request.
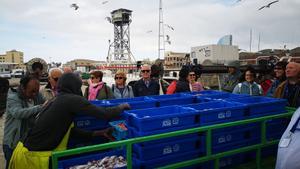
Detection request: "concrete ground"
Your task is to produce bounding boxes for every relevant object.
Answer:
[0,115,5,169]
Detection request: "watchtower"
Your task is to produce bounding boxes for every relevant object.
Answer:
[107,9,135,65]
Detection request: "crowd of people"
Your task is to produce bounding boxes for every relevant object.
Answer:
[221,61,300,107]
[0,61,299,169]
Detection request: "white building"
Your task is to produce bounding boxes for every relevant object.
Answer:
[191,45,238,65]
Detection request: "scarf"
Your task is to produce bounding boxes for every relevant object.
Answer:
[88,82,104,100]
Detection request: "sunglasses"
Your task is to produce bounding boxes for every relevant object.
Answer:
[274,67,283,70]
[141,70,150,73]
[189,74,196,77]
[90,76,96,79]
[115,77,124,80]
[52,77,59,82]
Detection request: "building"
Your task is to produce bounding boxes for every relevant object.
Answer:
[0,50,26,69]
[191,45,239,65]
[64,59,103,72]
[164,51,190,70]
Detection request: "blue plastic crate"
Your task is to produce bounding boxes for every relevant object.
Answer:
[148,93,195,107]
[125,106,198,132]
[213,126,260,146]
[212,123,261,153]
[262,145,278,157]
[183,101,246,126]
[195,93,250,103]
[105,96,157,109]
[127,124,199,139]
[74,115,110,129]
[133,136,205,160]
[58,150,126,169]
[181,90,226,96]
[266,118,290,141]
[133,150,203,169]
[218,151,256,169]
[213,138,260,154]
[227,96,287,117]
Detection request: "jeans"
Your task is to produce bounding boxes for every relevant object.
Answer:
[2,144,13,169]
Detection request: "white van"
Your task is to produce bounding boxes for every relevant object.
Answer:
[11,69,25,78]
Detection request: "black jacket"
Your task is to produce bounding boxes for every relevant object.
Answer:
[133,78,160,97]
[175,79,190,93]
[24,73,123,151]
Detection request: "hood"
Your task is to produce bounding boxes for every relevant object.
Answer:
[57,73,82,95]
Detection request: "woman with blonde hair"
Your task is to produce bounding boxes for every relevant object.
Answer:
[112,70,134,99]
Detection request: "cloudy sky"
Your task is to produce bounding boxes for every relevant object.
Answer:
[0,0,299,63]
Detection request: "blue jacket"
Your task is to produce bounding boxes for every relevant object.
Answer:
[133,79,160,97]
[232,81,262,96]
[3,88,45,149]
[266,79,281,97]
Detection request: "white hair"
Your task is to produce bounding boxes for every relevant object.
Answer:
[48,68,63,77]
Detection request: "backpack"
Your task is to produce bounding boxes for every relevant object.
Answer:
[166,80,177,94]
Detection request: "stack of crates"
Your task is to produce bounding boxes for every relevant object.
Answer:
[182,100,261,154]
[63,90,289,169]
[124,106,205,168]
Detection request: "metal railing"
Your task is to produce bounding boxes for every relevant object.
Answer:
[51,107,296,169]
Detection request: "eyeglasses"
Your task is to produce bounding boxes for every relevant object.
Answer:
[274,67,283,70]
[115,77,124,80]
[141,70,150,73]
[52,77,59,82]
[189,74,196,77]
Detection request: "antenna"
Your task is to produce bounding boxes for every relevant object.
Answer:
[258,33,261,51]
[249,29,252,52]
[158,0,165,59]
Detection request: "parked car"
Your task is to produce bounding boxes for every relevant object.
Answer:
[0,71,11,79]
[11,69,25,78]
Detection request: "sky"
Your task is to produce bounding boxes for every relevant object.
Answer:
[0,0,300,63]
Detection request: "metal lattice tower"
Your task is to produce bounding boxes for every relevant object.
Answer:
[107,9,135,65]
[158,0,165,59]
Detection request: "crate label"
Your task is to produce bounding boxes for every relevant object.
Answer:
[220,158,233,167]
[162,119,172,127]
[172,118,179,125]
[218,136,226,143]
[173,144,180,152]
[226,111,232,118]
[218,134,232,143]
[163,146,172,155]
[77,120,90,127]
[218,113,225,119]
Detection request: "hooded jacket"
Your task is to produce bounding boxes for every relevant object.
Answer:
[24,73,124,151]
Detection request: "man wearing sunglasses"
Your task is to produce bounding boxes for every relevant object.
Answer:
[40,68,63,100]
[133,64,160,97]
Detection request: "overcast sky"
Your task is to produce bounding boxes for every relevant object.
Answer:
[0,0,299,63]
